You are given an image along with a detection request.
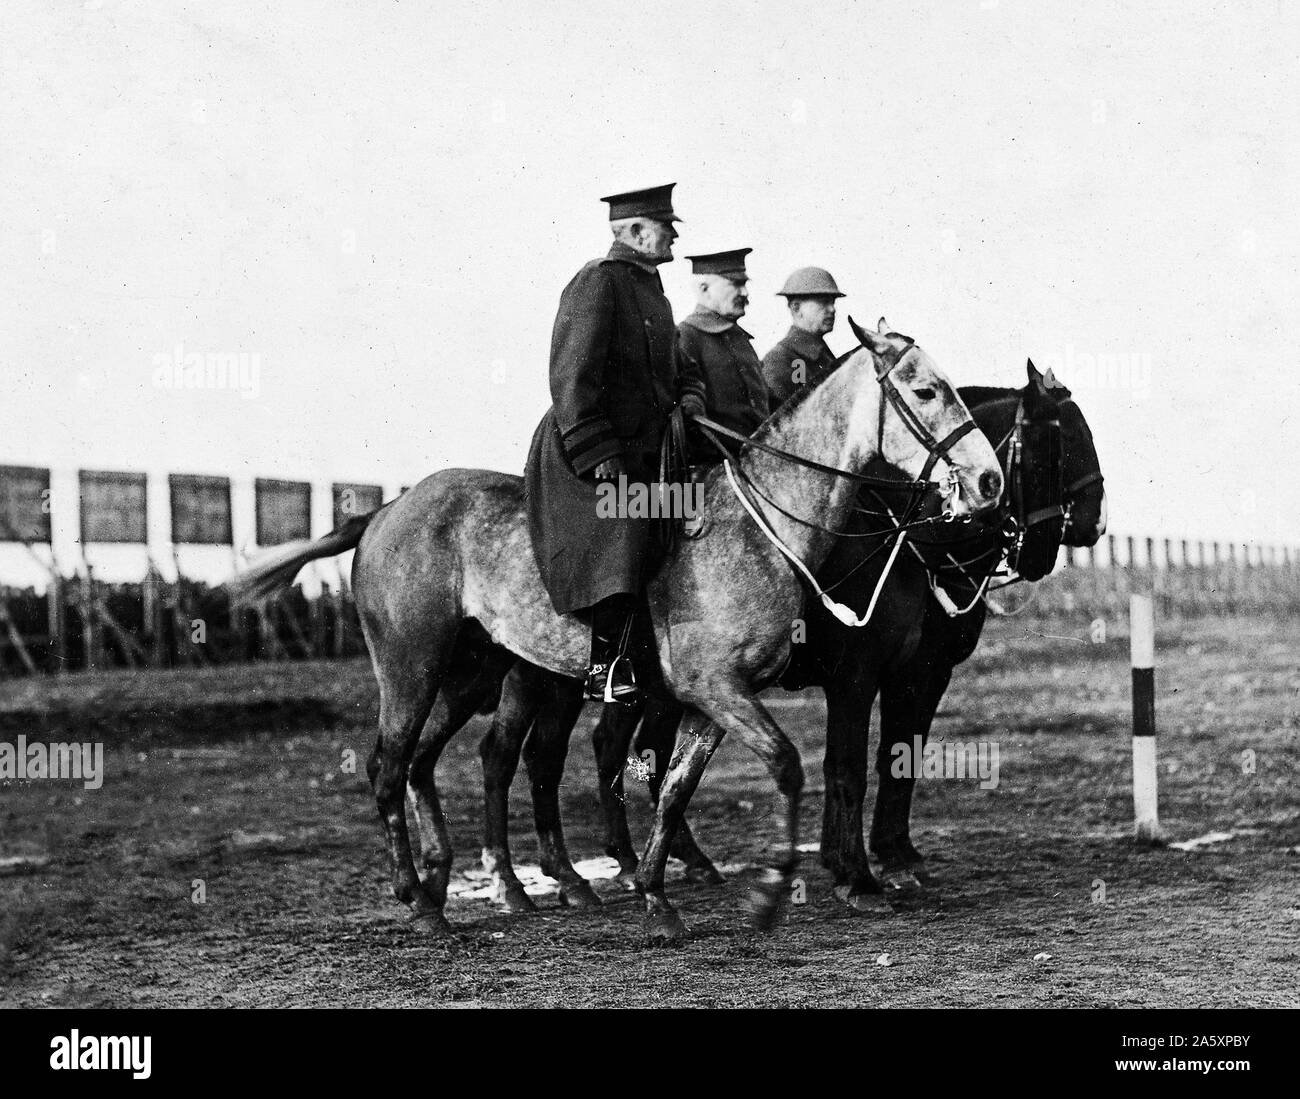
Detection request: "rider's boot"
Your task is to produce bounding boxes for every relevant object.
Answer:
[584,594,640,704]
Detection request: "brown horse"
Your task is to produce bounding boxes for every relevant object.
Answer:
[228,319,1002,939]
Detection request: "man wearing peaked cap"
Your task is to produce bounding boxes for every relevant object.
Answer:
[524,183,706,704]
[678,248,771,460]
[761,266,846,410]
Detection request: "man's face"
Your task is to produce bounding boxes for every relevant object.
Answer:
[631,218,677,263]
[790,296,837,334]
[699,274,749,320]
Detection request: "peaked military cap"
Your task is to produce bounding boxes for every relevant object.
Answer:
[687,247,753,281]
[600,183,682,222]
[777,266,845,298]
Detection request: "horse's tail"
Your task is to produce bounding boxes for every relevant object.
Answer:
[225,512,376,603]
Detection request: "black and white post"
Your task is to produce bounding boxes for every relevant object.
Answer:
[1130,593,1161,843]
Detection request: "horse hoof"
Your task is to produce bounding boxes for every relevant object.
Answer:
[615,871,642,893]
[646,910,687,943]
[833,883,889,913]
[846,890,891,914]
[881,867,924,894]
[494,884,537,914]
[746,872,788,933]
[684,863,726,886]
[408,911,454,936]
[558,880,602,909]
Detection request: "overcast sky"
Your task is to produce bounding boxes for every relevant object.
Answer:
[2,0,1298,583]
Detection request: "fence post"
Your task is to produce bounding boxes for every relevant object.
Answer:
[1130,593,1162,844]
[47,572,66,673]
[81,567,99,672]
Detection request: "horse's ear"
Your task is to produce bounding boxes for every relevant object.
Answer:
[1027,358,1044,384]
[877,316,889,334]
[848,315,875,348]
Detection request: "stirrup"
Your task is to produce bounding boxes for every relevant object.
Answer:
[584,655,639,704]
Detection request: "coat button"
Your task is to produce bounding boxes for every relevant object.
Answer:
[644,319,652,327]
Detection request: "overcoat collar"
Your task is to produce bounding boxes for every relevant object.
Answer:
[681,307,752,339]
[783,325,832,360]
[606,241,664,274]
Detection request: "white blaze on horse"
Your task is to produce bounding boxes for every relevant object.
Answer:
[228,318,1003,940]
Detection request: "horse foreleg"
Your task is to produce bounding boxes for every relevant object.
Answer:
[635,709,724,942]
[872,663,954,890]
[523,674,599,909]
[821,673,888,911]
[479,662,545,913]
[590,699,643,882]
[639,699,724,885]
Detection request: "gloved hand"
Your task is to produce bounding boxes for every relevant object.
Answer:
[593,455,627,481]
[679,394,706,420]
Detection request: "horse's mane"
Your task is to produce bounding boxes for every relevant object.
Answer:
[959,385,1017,409]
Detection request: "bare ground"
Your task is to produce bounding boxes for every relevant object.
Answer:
[1,614,1297,1007]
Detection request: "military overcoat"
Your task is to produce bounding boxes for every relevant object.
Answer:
[676,307,770,461]
[525,243,705,614]
[761,325,840,410]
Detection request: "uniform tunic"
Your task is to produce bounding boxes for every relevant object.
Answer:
[525,243,705,615]
[677,307,769,461]
[761,325,840,410]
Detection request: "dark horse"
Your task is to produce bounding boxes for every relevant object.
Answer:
[465,360,1105,911]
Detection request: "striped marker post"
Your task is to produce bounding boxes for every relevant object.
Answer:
[1130,594,1162,843]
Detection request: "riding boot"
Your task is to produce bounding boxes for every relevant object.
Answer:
[584,594,640,704]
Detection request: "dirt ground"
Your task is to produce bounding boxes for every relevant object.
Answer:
[2,614,1297,1008]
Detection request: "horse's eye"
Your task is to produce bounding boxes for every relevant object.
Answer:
[914,387,936,401]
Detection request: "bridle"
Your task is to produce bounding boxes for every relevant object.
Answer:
[696,335,977,507]
[995,395,1105,569]
[874,340,980,504]
[685,335,988,628]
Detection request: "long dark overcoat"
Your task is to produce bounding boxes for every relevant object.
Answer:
[525,244,704,615]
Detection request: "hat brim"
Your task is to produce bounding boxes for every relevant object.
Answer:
[778,291,845,299]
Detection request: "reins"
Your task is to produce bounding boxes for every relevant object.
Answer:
[690,340,984,627]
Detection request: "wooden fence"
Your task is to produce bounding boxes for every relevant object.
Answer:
[0,532,1296,675]
[0,575,367,675]
[1025,535,1300,619]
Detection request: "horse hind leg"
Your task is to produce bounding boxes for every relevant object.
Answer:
[371,657,452,932]
[591,699,643,883]
[407,644,513,909]
[479,662,548,913]
[523,672,600,909]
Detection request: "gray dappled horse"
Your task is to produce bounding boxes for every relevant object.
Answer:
[228,319,1002,940]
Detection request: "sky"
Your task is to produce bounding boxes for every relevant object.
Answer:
[1,0,1298,583]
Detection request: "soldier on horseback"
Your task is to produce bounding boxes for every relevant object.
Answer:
[761,266,846,408]
[677,248,770,462]
[524,183,706,704]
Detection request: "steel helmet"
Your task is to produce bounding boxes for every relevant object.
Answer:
[776,267,845,298]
